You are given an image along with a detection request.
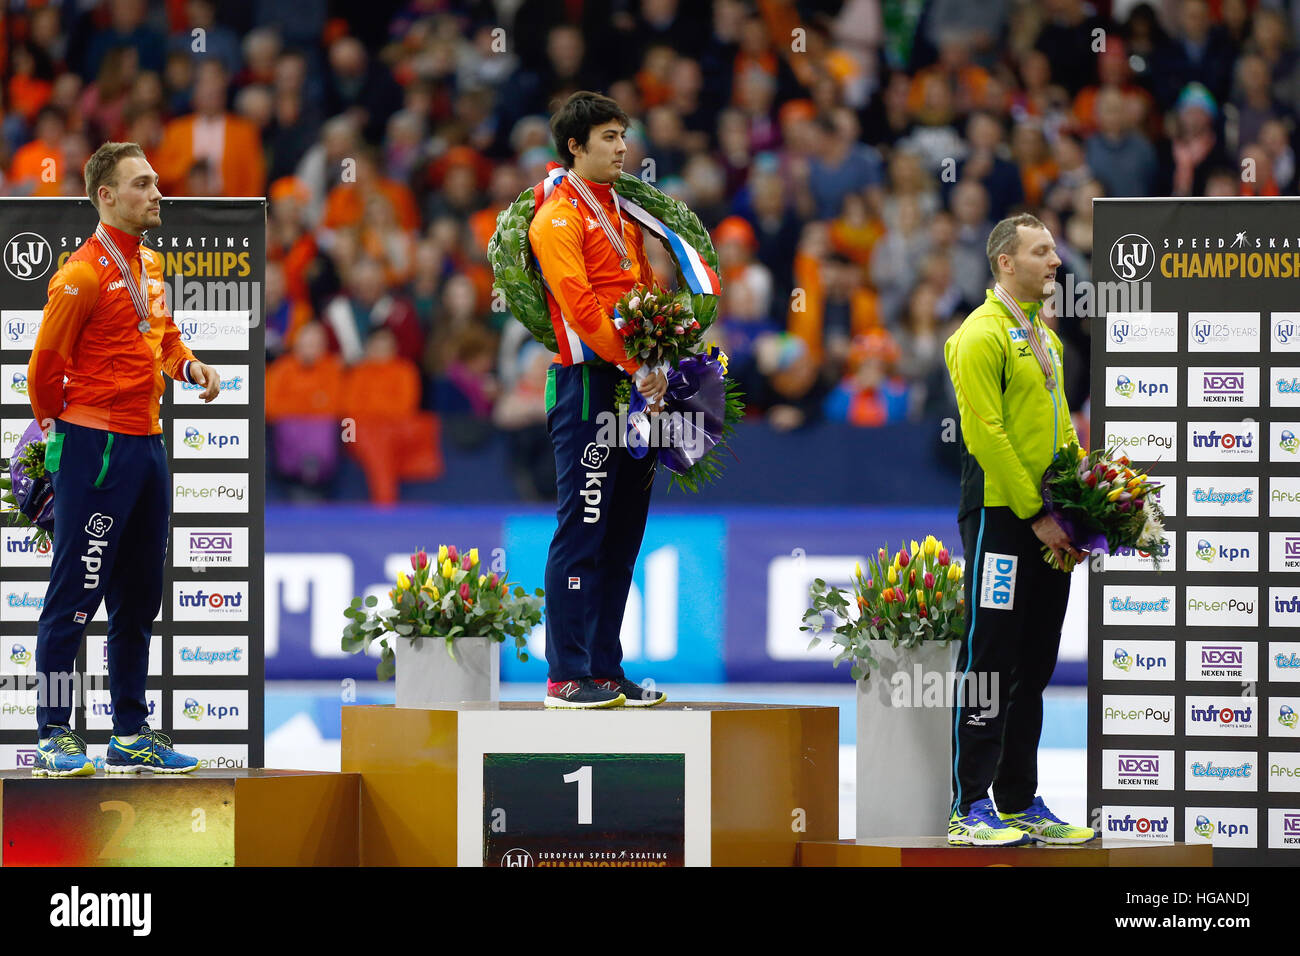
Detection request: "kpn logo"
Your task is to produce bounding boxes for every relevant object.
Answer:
[1113,647,1134,672]
[1281,704,1298,730]
[9,643,31,666]
[1194,814,1215,839]
[1281,429,1299,455]
[1196,538,1215,563]
[183,697,203,721]
[1115,375,1136,399]
[183,426,205,451]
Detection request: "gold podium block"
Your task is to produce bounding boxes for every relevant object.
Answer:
[0,769,359,866]
[342,702,838,867]
[797,837,1214,867]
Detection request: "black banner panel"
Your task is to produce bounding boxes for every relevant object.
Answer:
[1,198,265,770]
[1091,198,1300,863]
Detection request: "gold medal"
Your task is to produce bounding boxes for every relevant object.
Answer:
[619,257,632,270]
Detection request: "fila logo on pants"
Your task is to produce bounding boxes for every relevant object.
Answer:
[581,442,610,524]
[980,551,1017,610]
[81,512,114,589]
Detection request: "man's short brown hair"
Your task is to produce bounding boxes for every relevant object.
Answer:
[84,141,146,211]
[986,213,1048,277]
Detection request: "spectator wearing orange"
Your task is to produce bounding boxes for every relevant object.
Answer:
[1011,120,1059,208]
[419,145,490,226]
[340,328,443,504]
[1070,40,1156,139]
[824,328,910,427]
[267,176,318,306]
[265,321,343,422]
[908,35,991,118]
[7,43,54,125]
[790,222,880,366]
[358,193,415,287]
[712,215,776,363]
[829,191,887,269]
[154,60,265,197]
[322,148,418,233]
[8,105,66,196]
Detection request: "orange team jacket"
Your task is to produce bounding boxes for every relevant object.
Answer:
[28,222,198,436]
[527,171,655,375]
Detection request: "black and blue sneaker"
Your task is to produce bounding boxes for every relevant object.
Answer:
[105,725,200,774]
[33,728,95,777]
[593,677,667,707]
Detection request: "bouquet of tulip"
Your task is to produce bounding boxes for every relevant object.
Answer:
[342,545,544,680]
[802,536,966,682]
[613,283,745,493]
[1039,441,1168,572]
[0,420,53,550]
[613,282,703,369]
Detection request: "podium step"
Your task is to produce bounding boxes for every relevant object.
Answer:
[0,769,359,866]
[798,837,1213,867]
[343,701,839,867]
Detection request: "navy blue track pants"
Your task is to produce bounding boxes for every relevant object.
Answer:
[35,419,168,738]
[542,363,655,682]
[951,506,1071,816]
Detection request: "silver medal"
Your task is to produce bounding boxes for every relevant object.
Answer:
[138,319,150,334]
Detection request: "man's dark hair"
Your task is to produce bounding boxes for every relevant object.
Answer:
[986,212,1048,277]
[550,91,630,168]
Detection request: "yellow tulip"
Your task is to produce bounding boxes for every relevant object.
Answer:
[397,572,411,590]
[910,539,920,556]
[469,548,480,567]
[429,585,440,600]
[887,566,898,585]
[1107,487,1125,501]
[438,545,448,563]
[442,558,454,579]
[478,574,487,587]
[855,561,863,580]
[947,563,962,583]
[924,535,937,556]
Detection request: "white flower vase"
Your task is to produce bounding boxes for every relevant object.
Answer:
[856,637,959,839]
[394,634,500,708]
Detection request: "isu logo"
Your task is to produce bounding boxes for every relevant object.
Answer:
[501,848,534,867]
[4,232,53,281]
[1110,233,1155,282]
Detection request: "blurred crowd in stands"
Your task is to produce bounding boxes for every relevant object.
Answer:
[4,0,1299,500]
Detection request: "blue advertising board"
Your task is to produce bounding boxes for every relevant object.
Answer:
[263,505,1085,684]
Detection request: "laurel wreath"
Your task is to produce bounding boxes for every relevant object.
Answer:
[487,173,719,356]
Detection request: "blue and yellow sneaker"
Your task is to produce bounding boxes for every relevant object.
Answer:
[997,796,1097,845]
[105,725,200,774]
[33,728,95,777]
[948,797,1032,846]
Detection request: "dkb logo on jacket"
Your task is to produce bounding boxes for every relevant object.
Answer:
[979,552,1017,610]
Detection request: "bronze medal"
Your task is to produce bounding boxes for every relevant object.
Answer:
[619,257,632,270]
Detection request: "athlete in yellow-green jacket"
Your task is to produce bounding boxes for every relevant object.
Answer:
[942,212,1094,848]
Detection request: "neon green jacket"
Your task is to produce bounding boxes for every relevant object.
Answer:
[944,289,1079,522]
